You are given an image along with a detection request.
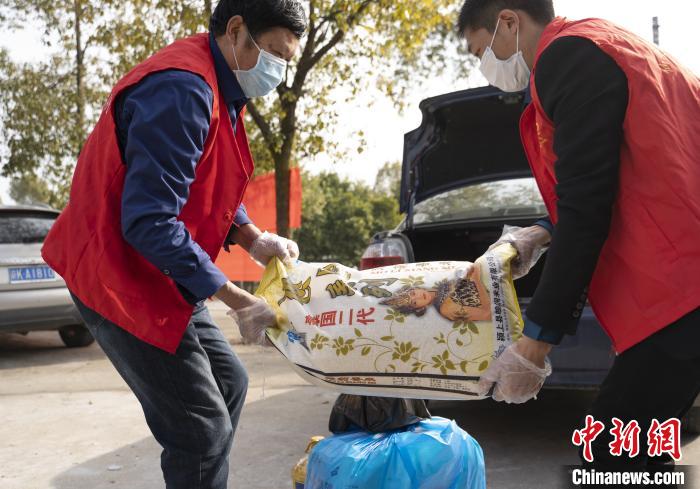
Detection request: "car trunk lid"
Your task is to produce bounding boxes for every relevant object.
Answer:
[400,86,531,216]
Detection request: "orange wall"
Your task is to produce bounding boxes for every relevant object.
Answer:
[215,168,302,282]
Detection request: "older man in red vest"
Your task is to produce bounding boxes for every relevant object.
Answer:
[459,0,700,471]
[42,1,306,487]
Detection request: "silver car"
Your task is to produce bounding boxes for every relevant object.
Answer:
[0,205,93,347]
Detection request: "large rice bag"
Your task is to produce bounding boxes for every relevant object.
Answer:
[257,244,523,400]
[304,416,486,489]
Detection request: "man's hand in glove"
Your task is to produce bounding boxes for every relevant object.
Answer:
[488,225,551,280]
[215,282,276,346]
[227,299,277,346]
[249,231,300,267]
[477,336,553,403]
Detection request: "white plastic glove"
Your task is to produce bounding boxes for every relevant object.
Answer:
[488,225,550,280]
[249,231,300,267]
[227,299,277,346]
[476,343,552,404]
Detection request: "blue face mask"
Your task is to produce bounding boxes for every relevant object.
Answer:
[231,33,287,98]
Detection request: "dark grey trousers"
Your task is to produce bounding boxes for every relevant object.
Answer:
[71,293,248,489]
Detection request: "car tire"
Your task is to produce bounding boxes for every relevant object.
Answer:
[59,324,95,348]
[682,405,700,435]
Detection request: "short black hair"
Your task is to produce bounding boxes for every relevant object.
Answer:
[210,0,307,39]
[457,0,555,35]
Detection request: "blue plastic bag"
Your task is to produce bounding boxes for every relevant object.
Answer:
[305,417,486,489]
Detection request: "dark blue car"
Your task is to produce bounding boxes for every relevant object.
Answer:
[360,86,699,432]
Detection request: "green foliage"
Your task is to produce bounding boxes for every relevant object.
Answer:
[0,49,95,207]
[93,1,211,86]
[250,0,465,235]
[0,0,468,221]
[373,161,402,201]
[294,171,401,266]
[0,0,214,208]
[9,173,53,206]
[0,0,107,208]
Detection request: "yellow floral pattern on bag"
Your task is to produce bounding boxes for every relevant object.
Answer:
[256,244,523,400]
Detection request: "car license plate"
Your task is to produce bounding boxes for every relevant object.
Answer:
[8,265,57,284]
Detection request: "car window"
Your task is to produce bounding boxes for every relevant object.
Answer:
[0,213,56,244]
[413,178,546,225]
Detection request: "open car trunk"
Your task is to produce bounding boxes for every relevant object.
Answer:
[403,217,545,300]
[392,86,618,389]
[400,86,531,216]
[400,85,545,298]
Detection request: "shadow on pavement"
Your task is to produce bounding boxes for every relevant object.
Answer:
[0,331,105,370]
[47,385,699,489]
[49,385,337,489]
[49,386,611,489]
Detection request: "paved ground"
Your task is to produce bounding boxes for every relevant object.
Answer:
[1,301,698,489]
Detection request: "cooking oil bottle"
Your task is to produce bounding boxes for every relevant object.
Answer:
[292,435,325,488]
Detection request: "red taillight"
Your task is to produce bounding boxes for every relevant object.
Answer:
[359,237,409,270]
[359,256,405,270]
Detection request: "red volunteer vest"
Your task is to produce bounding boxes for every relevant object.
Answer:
[42,34,254,353]
[521,18,700,353]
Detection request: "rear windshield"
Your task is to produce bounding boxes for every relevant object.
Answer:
[413,178,546,225]
[0,213,56,244]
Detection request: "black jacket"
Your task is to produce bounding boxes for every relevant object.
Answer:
[524,36,628,341]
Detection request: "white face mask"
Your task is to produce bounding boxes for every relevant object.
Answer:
[231,32,287,98]
[478,18,531,92]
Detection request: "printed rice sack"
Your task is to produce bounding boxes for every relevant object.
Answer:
[256,243,523,400]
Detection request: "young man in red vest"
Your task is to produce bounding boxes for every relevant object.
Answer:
[459,0,700,471]
[41,1,306,487]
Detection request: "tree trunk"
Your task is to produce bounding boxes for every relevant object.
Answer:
[274,98,298,238]
[274,155,291,238]
[73,0,85,143]
[204,0,212,17]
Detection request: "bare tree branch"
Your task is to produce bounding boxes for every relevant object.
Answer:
[315,23,330,45]
[292,0,376,93]
[307,29,344,69]
[290,1,320,93]
[246,99,277,156]
[308,0,316,28]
